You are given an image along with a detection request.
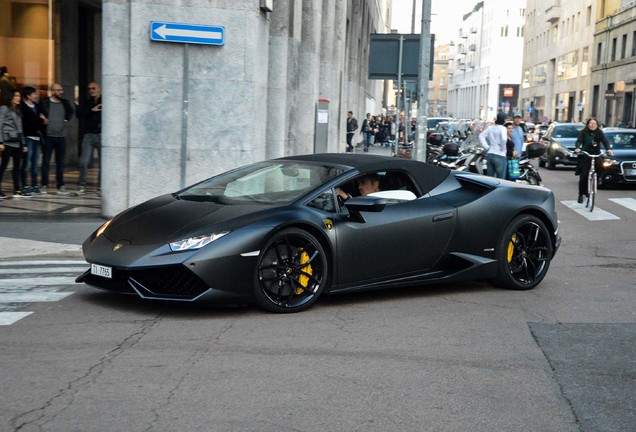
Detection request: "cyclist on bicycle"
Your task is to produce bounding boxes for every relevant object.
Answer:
[574,117,613,203]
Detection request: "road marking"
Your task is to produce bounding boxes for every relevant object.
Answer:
[0,292,74,303]
[0,259,83,326]
[561,200,621,221]
[0,260,87,266]
[609,198,636,212]
[0,312,33,326]
[0,276,78,288]
[0,266,87,275]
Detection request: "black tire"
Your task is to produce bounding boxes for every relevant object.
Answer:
[255,228,329,313]
[526,171,542,186]
[492,215,552,290]
[546,156,556,170]
[538,158,546,168]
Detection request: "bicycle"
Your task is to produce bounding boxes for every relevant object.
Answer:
[577,150,605,212]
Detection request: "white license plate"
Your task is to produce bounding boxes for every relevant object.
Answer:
[91,263,112,279]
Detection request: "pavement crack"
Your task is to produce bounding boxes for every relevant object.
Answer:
[10,314,163,432]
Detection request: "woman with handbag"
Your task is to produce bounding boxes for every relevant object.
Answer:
[0,90,28,199]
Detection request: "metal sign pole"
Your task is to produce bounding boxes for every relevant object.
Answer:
[180,44,189,189]
[395,35,404,157]
[416,0,432,161]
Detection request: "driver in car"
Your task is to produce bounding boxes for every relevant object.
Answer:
[336,173,381,201]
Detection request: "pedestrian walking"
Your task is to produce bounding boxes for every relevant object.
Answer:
[478,112,508,178]
[346,111,358,152]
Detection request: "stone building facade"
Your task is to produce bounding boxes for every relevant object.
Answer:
[102,0,389,216]
[590,0,636,127]
[520,0,597,123]
[1,0,390,216]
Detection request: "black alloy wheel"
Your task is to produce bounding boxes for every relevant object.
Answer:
[255,228,328,313]
[493,215,552,290]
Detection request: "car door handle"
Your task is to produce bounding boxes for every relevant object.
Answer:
[432,212,454,222]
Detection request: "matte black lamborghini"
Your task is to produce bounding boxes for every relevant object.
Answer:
[77,154,561,313]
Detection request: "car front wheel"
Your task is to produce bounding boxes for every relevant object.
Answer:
[492,215,553,290]
[255,228,329,313]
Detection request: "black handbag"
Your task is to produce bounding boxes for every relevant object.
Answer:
[2,129,22,143]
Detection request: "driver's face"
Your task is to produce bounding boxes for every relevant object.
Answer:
[358,179,379,196]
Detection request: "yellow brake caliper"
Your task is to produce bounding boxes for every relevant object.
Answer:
[507,235,517,263]
[296,248,313,294]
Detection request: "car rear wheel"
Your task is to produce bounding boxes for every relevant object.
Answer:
[547,156,556,170]
[492,215,552,291]
[255,228,328,313]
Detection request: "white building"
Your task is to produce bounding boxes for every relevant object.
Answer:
[448,0,527,120]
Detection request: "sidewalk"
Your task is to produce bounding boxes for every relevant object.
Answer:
[0,146,397,221]
[0,166,101,221]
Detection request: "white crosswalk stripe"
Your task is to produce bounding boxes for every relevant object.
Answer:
[609,197,636,212]
[0,259,87,326]
[561,200,621,221]
[561,196,636,221]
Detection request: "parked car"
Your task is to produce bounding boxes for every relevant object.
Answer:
[539,122,584,169]
[77,154,560,313]
[597,128,636,186]
[427,117,452,131]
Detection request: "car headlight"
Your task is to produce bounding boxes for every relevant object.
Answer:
[169,232,230,252]
[602,158,620,168]
[550,143,561,150]
[96,218,113,238]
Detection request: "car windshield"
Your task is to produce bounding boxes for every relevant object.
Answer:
[606,132,636,150]
[553,125,582,138]
[177,161,346,204]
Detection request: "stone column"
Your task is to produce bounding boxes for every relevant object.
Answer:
[266,0,291,159]
[297,0,322,155]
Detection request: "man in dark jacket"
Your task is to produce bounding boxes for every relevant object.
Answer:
[41,83,74,194]
[20,86,47,195]
[76,82,102,195]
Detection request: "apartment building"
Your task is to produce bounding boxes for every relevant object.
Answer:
[590,0,636,127]
[428,43,451,116]
[520,1,596,123]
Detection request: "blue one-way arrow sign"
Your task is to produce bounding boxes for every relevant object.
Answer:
[150,21,224,46]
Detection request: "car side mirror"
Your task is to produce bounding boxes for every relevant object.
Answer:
[344,196,386,223]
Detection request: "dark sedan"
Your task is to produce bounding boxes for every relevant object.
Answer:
[77,154,560,313]
[539,122,584,169]
[598,128,636,186]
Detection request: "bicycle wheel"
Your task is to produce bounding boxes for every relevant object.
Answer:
[586,171,592,208]
[589,173,597,212]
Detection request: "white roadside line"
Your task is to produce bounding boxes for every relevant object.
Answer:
[561,200,621,221]
[0,292,74,303]
[0,276,78,289]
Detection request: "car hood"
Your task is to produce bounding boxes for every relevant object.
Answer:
[612,149,636,161]
[103,194,277,245]
[552,138,577,148]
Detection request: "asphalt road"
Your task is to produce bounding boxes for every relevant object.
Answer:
[0,163,634,432]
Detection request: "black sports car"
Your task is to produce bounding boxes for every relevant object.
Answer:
[77,154,561,313]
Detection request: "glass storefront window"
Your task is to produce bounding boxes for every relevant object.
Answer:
[532,63,547,86]
[0,0,54,94]
[556,50,579,81]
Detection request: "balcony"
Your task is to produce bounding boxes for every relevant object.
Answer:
[545,1,561,23]
[469,62,476,68]
[469,44,477,51]
[470,27,478,34]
